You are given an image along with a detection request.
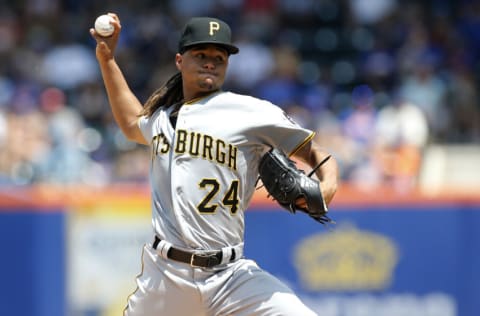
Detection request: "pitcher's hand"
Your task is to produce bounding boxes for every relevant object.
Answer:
[90,13,121,63]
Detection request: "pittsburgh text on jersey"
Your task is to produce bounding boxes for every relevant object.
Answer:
[152,129,238,170]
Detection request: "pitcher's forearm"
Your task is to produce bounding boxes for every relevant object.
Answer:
[316,155,339,205]
[294,141,339,205]
[99,58,147,144]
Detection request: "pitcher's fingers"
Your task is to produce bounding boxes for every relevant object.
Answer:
[89,28,99,40]
[107,12,121,25]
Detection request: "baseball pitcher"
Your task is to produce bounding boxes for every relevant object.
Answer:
[90,14,339,316]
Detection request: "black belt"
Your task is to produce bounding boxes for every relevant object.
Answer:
[152,236,236,268]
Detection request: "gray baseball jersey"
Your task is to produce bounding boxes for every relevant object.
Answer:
[127,91,318,316]
[137,91,313,251]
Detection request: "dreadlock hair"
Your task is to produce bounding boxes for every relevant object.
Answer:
[140,72,183,118]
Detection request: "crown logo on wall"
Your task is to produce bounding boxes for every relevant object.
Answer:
[293,224,399,291]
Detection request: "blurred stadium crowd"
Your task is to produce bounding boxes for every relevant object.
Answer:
[0,0,479,190]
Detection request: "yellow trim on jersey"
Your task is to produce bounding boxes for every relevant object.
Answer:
[289,131,316,157]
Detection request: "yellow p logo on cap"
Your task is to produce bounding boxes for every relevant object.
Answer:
[209,21,220,36]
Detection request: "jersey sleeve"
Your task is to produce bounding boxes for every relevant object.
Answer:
[137,108,166,144]
[251,100,315,156]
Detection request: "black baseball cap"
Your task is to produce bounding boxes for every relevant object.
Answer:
[178,17,239,55]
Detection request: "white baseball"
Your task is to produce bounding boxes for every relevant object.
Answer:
[94,14,114,37]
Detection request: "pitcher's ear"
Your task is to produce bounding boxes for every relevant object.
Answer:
[175,53,182,71]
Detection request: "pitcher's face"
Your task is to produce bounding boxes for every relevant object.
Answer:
[176,44,229,97]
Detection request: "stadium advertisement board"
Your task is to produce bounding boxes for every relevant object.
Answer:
[1,188,479,316]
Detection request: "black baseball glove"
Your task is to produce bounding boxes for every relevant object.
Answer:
[258,148,332,224]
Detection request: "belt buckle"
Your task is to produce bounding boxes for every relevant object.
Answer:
[190,253,201,268]
[190,252,219,268]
